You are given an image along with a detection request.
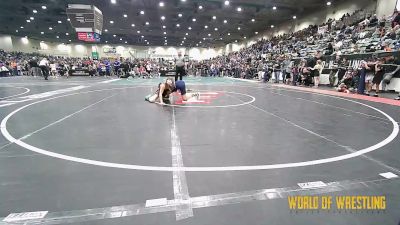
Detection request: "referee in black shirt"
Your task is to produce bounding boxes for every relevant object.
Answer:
[175,52,185,81]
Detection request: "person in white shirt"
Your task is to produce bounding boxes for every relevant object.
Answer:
[39,57,49,80]
[50,62,57,76]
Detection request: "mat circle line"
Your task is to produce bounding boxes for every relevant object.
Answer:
[156,90,255,108]
[0,87,30,100]
[0,86,398,172]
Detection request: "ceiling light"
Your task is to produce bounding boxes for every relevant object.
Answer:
[105,41,108,43]
[255,31,258,34]
[159,2,164,7]
[145,21,150,25]
[110,20,114,24]
[326,1,331,6]
[164,37,167,39]
[223,20,227,24]
[251,18,255,22]
[20,26,24,29]
[30,17,34,20]
[181,0,186,2]
[165,40,167,42]
[49,27,53,30]
[214,28,218,31]
[183,37,186,40]
[238,27,241,30]
[105,29,108,32]
[192,18,196,22]
[271,25,274,28]
[125,41,127,44]
[180,44,183,46]
[164,31,167,34]
[227,33,230,35]
[131,24,135,27]
[56,36,59,38]
[120,38,123,41]
[147,42,149,45]
[66,33,69,35]
[220,37,222,40]
[161,16,165,20]
[178,13,182,17]
[185,33,188,35]
[237,7,242,12]
[137,31,141,33]
[203,38,205,40]
[140,10,145,15]
[41,32,44,34]
[15,30,18,33]
[26,20,31,23]
[196,44,198,46]
[42,6,47,9]
[176,24,180,27]
[293,15,297,19]
[113,34,116,37]
[272,6,277,10]
[145,39,147,42]
[67,18,70,21]
[244,36,246,39]
[198,5,203,9]
[58,21,62,24]
[33,9,37,13]
[224,1,230,6]
[69,40,71,42]
[123,14,128,18]
[212,16,216,20]
[199,41,202,43]
[162,25,166,29]
[208,33,211,36]
[111,0,116,4]
[188,26,192,30]
[235,40,237,42]
[204,25,208,29]
[165,43,167,45]
[141,35,144,38]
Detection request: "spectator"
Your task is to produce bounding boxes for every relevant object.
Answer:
[311,60,323,88]
[367,59,385,97]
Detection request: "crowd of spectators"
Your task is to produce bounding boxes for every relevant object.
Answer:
[0,50,168,78]
[195,9,400,98]
[201,9,400,76]
[1,9,400,98]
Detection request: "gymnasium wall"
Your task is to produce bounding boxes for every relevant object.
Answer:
[376,0,397,17]
[0,34,220,60]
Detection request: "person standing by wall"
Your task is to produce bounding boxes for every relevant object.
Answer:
[113,58,121,76]
[311,60,323,88]
[11,59,17,76]
[282,56,291,84]
[329,56,340,87]
[357,61,370,95]
[175,52,185,81]
[367,59,385,97]
[336,58,349,87]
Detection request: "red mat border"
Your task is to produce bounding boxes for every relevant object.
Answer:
[272,84,400,107]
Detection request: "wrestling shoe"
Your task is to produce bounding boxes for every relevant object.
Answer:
[193,92,200,99]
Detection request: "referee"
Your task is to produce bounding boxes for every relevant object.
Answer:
[175,52,186,81]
